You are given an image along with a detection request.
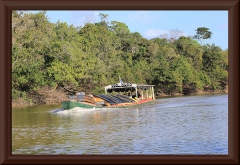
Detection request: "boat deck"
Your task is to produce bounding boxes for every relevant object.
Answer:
[137,99,153,104]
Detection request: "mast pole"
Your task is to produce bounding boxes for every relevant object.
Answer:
[135,87,138,103]
[146,89,148,99]
[152,86,155,99]
[149,87,152,99]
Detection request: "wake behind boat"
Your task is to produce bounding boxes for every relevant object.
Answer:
[61,78,155,110]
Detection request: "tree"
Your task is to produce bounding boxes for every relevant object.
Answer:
[99,13,109,27]
[174,36,203,70]
[159,29,184,42]
[12,11,53,93]
[193,27,212,45]
[109,21,130,36]
[201,44,228,90]
[84,13,97,24]
[12,11,228,104]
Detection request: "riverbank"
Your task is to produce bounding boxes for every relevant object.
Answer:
[12,87,68,108]
[157,89,228,97]
[12,88,228,108]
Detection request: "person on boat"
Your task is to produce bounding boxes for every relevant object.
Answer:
[128,92,132,98]
[132,92,141,99]
[137,92,141,98]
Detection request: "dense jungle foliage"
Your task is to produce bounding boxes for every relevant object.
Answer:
[12,11,228,105]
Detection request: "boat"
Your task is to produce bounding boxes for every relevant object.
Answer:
[61,78,155,110]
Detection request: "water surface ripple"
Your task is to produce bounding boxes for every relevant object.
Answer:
[12,94,228,154]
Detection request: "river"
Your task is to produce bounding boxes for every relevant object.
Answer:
[12,94,228,155]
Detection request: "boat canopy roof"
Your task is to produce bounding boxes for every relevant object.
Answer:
[105,82,155,91]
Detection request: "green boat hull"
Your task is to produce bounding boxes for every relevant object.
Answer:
[62,101,97,109]
[62,99,156,110]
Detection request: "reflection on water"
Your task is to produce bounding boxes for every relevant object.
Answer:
[12,94,228,154]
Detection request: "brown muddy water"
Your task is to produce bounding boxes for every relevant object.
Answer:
[12,94,228,154]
